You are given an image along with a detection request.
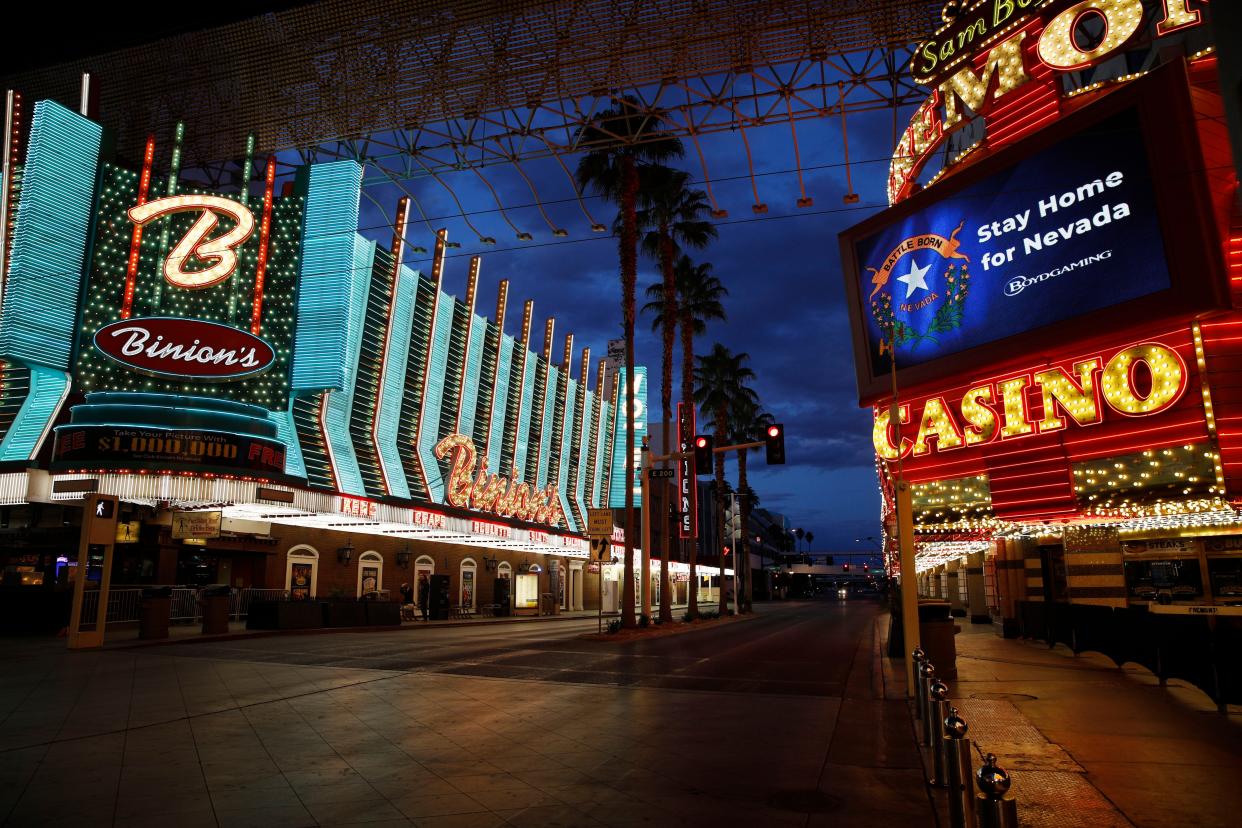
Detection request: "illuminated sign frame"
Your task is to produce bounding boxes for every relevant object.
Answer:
[893,0,1208,204]
[843,65,1226,403]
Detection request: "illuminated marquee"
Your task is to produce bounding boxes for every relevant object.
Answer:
[435,433,565,527]
[890,0,1206,203]
[128,194,257,289]
[873,341,1188,459]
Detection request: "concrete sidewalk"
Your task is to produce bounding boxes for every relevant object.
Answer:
[942,622,1242,828]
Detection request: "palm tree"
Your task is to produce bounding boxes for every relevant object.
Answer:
[729,400,773,613]
[577,98,682,628]
[795,527,805,553]
[669,257,727,617]
[694,343,759,616]
[636,168,716,624]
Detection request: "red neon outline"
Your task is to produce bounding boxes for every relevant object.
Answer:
[372,196,409,496]
[249,157,276,335]
[120,136,156,320]
[678,401,699,539]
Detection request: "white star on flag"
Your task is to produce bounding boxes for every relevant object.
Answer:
[896,259,932,299]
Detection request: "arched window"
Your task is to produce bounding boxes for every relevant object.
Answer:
[497,561,512,579]
[357,551,383,598]
[286,545,319,601]
[460,558,477,609]
[414,555,435,607]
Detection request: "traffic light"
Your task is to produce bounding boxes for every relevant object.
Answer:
[765,423,786,465]
[843,563,850,572]
[722,545,731,556]
[693,434,713,473]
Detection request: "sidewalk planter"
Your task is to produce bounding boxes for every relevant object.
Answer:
[246,600,324,630]
[139,587,172,640]
[365,601,401,626]
[322,600,368,628]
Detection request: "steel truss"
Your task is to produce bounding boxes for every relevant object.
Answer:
[1,0,938,183]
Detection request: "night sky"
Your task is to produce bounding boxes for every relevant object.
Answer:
[348,111,901,551]
[0,6,903,551]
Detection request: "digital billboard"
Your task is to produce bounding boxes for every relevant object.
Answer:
[860,109,1167,375]
[842,66,1226,402]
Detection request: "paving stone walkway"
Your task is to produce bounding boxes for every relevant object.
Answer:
[943,622,1242,828]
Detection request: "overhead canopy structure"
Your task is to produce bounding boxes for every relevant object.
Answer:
[1,0,939,182]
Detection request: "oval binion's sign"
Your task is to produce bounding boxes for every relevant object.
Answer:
[93,317,276,380]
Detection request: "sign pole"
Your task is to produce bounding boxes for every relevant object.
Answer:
[68,494,119,650]
[640,437,651,619]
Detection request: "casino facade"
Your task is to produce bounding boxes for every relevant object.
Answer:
[0,94,716,615]
[841,0,1242,697]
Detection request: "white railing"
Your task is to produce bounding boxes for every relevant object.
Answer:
[78,586,291,628]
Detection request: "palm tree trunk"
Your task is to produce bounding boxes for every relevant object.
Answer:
[621,156,639,629]
[715,403,727,616]
[681,309,697,618]
[738,449,752,613]
[658,226,675,624]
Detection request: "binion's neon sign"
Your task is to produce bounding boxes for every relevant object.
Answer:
[873,341,1188,460]
[435,433,565,527]
[890,0,1205,204]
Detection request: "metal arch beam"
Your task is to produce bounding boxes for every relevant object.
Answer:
[290,44,923,187]
[0,0,938,165]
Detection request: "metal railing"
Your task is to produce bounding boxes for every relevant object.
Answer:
[77,586,290,628]
[912,648,1020,828]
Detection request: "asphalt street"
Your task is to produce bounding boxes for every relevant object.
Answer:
[0,597,933,827]
[159,598,882,696]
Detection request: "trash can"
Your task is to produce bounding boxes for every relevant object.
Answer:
[918,600,958,679]
[200,585,232,635]
[139,586,172,640]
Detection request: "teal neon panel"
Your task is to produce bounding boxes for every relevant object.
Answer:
[487,336,513,476]
[536,365,558,489]
[416,291,454,502]
[598,400,615,507]
[0,366,70,461]
[317,235,373,496]
[0,101,101,370]
[609,368,646,508]
[269,405,307,481]
[559,380,578,531]
[576,391,593,514]
[292,161,363,391]
[512,357,536,479]
[373,263,417,500]
[457,315,486,440]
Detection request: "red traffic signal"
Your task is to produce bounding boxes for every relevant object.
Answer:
[765,422,785,465]
[693,434,713,473]
[722,545,731,556]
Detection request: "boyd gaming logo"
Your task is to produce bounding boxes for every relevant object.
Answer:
[867,220,971,356]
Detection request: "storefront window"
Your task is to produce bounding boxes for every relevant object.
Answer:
[1124,559,1202,603]
[286,546,319,601]
[515,573,539,609]
[1208,558,1242,603]
[460,558,477,608]
[357,551,382,598]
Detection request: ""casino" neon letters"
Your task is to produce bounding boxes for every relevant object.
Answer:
[873,341,1188,459]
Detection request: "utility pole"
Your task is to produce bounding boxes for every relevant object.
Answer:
[640,436,651,618]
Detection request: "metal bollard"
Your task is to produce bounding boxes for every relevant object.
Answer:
[928,679,951,788]
[919,661,937,746]
[975,753,1019,828]
[943,707,977,828]
[912,647,927,720]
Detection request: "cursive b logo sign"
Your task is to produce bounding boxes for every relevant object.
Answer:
[128,195,256,289]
